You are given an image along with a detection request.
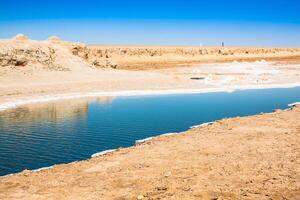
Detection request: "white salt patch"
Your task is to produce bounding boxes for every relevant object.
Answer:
[2,173,15,177]
[235,82,300,91]
[135,137,154,144]
[160,132,179,137]
[288,102,300,107]
[2,166,54,177]
[135,133,179,145]
[32,166,53,172]
[226,89,235,93]
[190,121,214,129]
[212,60,279,75]
[91,149,116,158]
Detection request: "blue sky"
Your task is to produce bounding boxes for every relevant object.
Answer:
[0,0,300,46]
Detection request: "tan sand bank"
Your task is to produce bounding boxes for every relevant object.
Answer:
[1,35,300,108]
[0,105,299,199]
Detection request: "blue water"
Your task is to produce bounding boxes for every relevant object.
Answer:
[0,87,300,176]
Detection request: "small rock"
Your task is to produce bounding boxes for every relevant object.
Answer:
[164,171,171,177]
[156,186,168,191]
[15,59,28,66]
[137,195,144,199]
[105,60,118,68]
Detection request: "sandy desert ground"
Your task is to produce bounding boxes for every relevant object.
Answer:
[0,34,300,107]
[0,105,299,199]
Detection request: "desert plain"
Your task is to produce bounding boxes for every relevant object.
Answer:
[1,34,300,105]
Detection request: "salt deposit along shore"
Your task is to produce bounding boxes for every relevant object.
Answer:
[1,82,300,111]
[0,105,299,199]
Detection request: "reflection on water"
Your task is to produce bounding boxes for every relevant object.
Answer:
[0,88,300,176]
[0,96,114,126]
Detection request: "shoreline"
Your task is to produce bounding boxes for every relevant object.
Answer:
[1,101,298,178]
[1,104,299,199]
[0,120,211,178]
[1,82,300,112]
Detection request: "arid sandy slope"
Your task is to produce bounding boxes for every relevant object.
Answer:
[0,105,299,199]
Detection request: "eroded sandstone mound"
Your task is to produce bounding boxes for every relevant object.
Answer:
[71,45,118,68]
[0,47,56,67]
[70,44,300,70]
[0,36,71,71]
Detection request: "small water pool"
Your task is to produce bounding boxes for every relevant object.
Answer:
[0,87,300,176]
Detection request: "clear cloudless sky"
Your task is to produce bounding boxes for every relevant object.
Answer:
[0,0,300,46]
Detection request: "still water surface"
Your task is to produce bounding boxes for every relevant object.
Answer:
[0,87,300,176]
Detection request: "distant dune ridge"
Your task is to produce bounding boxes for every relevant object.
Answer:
[1,34,300,71]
